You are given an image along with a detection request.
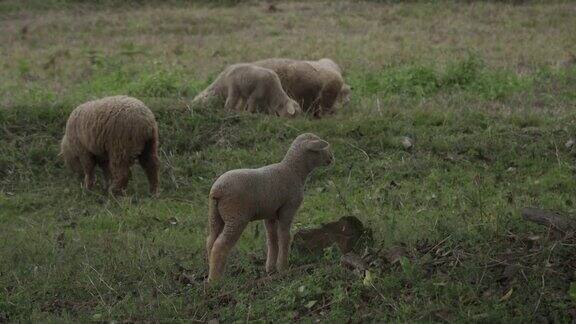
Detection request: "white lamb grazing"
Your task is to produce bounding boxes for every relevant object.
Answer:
[192,63,301,118]
[206,133,334,282]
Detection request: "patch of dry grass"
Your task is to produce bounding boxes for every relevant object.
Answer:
[1,1,575,107]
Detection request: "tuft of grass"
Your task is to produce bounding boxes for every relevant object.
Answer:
[351,54,531,101]
[128,70,187,98]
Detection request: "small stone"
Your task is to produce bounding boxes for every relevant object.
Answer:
[401,137,414,150]
[341,252,368,272]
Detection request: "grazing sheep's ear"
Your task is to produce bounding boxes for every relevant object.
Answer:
[306,139,330,151]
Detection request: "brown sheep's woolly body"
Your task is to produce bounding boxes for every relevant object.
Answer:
[61,95,160,195]
[251,58,347,118]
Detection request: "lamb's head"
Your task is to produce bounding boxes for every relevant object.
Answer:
[60,136,82,176]
[277,98,302,118]
[287,133,334,169]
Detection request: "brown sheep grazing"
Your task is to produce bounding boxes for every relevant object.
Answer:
[315,58,352,106]
[60,95,160,196]
[192,63,302,118]
[206,133,333,282]
[251,58,350,118]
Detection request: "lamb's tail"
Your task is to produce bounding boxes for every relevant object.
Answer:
[208,192,221,225]
[208,186,225,234]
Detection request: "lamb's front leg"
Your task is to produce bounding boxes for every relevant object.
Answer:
[264,219,279,274]
[277,205,299,272]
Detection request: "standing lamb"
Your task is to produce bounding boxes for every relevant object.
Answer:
[206,133,333,282]
[192,63,302,118]
[251,58,350,117]
[60,95,160,195]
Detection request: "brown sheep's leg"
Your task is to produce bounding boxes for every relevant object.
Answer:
[109,159,131,196]
[208,220,248,283]
[235,97,247,111]
[264,218,279,274]
[138,140,160,196]
[79,154,96,190]
[97,159,111,190]
[246,96,257,113]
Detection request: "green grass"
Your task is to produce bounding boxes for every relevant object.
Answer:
[2,0,576,322]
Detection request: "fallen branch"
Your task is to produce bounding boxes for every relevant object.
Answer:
[521,208,576,233]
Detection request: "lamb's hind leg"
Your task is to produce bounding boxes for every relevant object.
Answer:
[138,139,160,196]
[206,199,224,263]
[225,87,242,111]
[208,219,248,283]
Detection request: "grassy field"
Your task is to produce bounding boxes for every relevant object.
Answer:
[1,0,576,322]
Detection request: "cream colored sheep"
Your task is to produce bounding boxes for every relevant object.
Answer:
[206,133,333,282]
[60,95,160,195]
[251,58,350,117]
[192,64,301,118]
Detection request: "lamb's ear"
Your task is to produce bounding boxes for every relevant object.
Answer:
[287,104,296,115]
[306,139,329,151]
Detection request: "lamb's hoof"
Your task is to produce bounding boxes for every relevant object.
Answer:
[276,264,289,273]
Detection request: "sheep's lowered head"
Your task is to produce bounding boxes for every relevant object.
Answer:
[277,98,302,118]
[339,84,352,106]
[285,133,334,169]
[60,136,82,176]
